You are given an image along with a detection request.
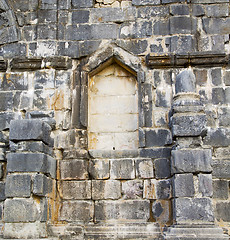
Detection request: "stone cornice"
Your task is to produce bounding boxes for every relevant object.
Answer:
[146,52,229,68]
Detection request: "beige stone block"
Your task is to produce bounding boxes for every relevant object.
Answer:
[89,132,114,150]
[114,64,132,77]
[143,179,157,199]
[121,1,132,7]
[114,132,139,150]
[97,64,115,76]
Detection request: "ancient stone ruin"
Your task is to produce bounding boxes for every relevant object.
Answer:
[0,0,230,239]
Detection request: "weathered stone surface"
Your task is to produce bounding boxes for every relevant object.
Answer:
[171,149,212,174]
[7,153,56,179]
[60,159,88,180]
[215,202,230,222]
[33,174,53,196]
[203,18,230,34]
[0,182,5,201]
[59,201,94,222]
[0,112,18,131]
[156,179,172,199]
[0,91,14,111]
[95,200,150,221]
[211,68,222,86]
[92,180,121,200]
[136,159,154,179]
[140,147,171,159]
[170,16,196,35]
[9,120,52,146]
[122,180,143,199]
[110,159,135,179]
[5,174,31,197]
[89,159,109,179]
[175,70,196,94]
[143,179,156,199]
[213,180,229,199]
[152,200,171,224]
[132,0,160,5]
[173,174,195,197]
[174,198,214,224]
[204,128,230,147]
[145,129,172,147]
[198,174,213,197]
[213,159,230,179]
[4,199,38,222]
[62,181,91,200]
[72,0,94,8]
[170,4,189,15]
[154,158,171,179]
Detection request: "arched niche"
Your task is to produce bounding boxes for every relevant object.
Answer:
[88,61,138,151]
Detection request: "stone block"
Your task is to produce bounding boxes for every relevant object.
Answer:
[0,162,3,179]
[122,180,143,199]
[224,69,230,86]
[33,174,53,197]
[79,40,101,57]
[41,0,57,9]
[213,159,230,179]
[72,10,89,24]
[0,112,17,131]
[140,147,171,159]
[136,159,154,179]
[7,153,56,179]
[89,159,109,179]
[62,181,91,200]
[156,179,172,199]
[95,200,150,221]
[5,174,31,198]
[212,87,225,105]
[72,0,94,8]
[170,35,196,53]
[4,222,47,239]
[9,120,52,146]
[204,128,230,147]
[198,174,213,197]
[92,180,121,200]
[218,107,230,127]
[171,149,212,174]
[155,88,172,107]
[213,180,229,200]
[194,69,207,86]
[175,70,196,94]
[173,174,195,197]
[203,18,230,34]
[170,4,189,15]
[60,159,88,180]
[59,200,94,222]
[0,91,13,111]
[192,4,205,16]
[152,200,171,224]
[170,16,196,34]
[110,159,135,179]
[171,114,207,137]
[115,39,148,55]
[0,182,5,201]
[205,4,229,18]
[132,0,160,5]
[143,179,156,199]
[211,68,222,86]
[4,199,38,222]
[154,158,171,179]
[137,6,169,18]
[58,41,80,58]
[145,129,172,147]
[215,202,230,222]
[173,198,214,224]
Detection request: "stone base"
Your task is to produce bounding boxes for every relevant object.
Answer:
[163,225,229,240]
[49,222,162,240]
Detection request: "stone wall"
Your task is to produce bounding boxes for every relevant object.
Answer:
[0,0,230,239]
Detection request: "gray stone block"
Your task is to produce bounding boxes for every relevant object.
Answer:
[0,112,17,131]
[155,88,171,107]
[7,153,56,179]
[175,70,196,94]
[170,4,189,15]
[33,174,52,197]
[60,159,88,180]
[89,159,109,179]
[212,87,225,105]
[170,35,196,53]
[170,16,196,35]
[5,174,31,198]
[224,70,230,86]
[213,180,229,200]
[79,40,101,57]
[4,199,38,222]
[62,180,91,200]
[58,41,80,58]
[132,0,160,5]
[60,200,93,222]
[198,174,213,197]
[41,0,57,9]
[213,159,230,179]
[122,180,143,199]
[171,114,207,137]
[9,120,52,146]
[192,4,205,16]
[0,91,13,111]
[140,147,171,159]
[95,200,150,221]
[145,129,172,147]
[173,174,195,197]
[91,24,118,40]
[204,128,230,147]
[203,18,230,34]
[137,6,169,18]
[115,39,148,55]
[211,68,222,86]
[152,200,171,224]
[174,198,214,224]
[110,159,135,180]
[72,0,94,8]
[154,158,171,179]
[171,149,212,174]
[156,179,172,199]
[72,10,89,24]
[0,182,5,201]
[136,159,154,179]
[215,202,230,222]
[92,180,121,200]
[205,4,229,17]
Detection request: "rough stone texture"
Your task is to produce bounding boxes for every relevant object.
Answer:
[145,129,172,147]
[136,159,154,179]
[89,159,110,179]
[173,174,195,197]
[122,180,143,199]
[213,159,230,179]
[175,70,196,94]
[143,179,156,199]
[198,174,213,197]
[110,159,135,179]
[33,174,53,196]
[213,180,229,200]
[215,202,230,222]
[154,158,171,179]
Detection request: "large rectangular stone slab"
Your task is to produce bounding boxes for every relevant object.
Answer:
[171,149,212,174]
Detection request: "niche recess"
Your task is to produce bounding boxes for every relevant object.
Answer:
[88,61,138,151]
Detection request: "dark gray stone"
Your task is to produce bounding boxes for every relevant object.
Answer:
[212,87,225,105]
[142,83,153,127]
[194,69,207,86]
[218,107,230,127]
[215,202,230,222]
[89,159,110,179]
[174,198,214,224]
[204,128,230,147]
[170,4,189,15]
[0,91,14,111]
[5,174,31,197]
[72,10,89,24]
[203,18,230,34]
[145,129,172,147]
[116,39,148,55]
[0,112,17,131]
[192,4,205,16]
[175,70,196,94]
[132,0,160,5]
[224,70,230,86]
[79,40,101,57]
[171,149,212,174]
[7,153,56,179]
[198,174,213,197]
[41,0,57,9]
[170,35,196,53]
[211,35,225,52]
[162,0,186,2]
[213,180,229,200]
[156,179,172,199]
[213,159,230,179]
[1,73,28,91]
[110,159,135,180]
[33,174,52,196]
[38,10,57,23]
[170,16,196,35]
[72,0,94,8]
[205,4,229,17]
[4,199,38,222]
[91,24,118,40]
[140,147,171,159]
[153,19,170,35]
[66,25,91,41]
[37,24,57,40]
[173,174,195,197]
[211,68,222,86]
[152,201,163,218]
[58,41,80,58]
[0,182,5,201]
[155,89,171,107]
[137,6,169,18]
[9,120,52,146]
[154,158,171,179]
